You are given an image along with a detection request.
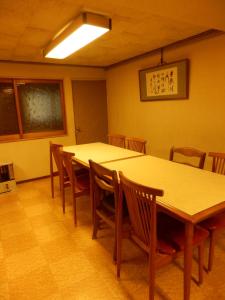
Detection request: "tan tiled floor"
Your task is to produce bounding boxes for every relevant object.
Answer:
[0,178,225,299]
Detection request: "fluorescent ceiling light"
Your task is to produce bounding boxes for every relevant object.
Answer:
[44,12,111,59]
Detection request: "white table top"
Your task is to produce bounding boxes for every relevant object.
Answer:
[102,155,225,220]
[63,142,143,167]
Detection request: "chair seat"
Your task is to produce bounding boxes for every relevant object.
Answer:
[100,192,130,217]
[200,212,225,231]
[75,167,89,177]
[76,174,90,192]
[101,193,115,213]
[157,213,209,251]
[157,238,177,255]
[97,206,115,229]
[69,167,89,189]
[89,160,120,261]
[166,225,209,251]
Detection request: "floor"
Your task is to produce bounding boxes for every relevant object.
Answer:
[0,178,225,300]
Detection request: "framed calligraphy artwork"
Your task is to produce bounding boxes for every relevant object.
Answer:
[139,59,189,101]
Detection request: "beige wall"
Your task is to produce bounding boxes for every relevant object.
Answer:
[0,62,105,181]
[106,34,225,170]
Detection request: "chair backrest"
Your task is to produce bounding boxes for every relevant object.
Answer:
[50,142,63,171]
[108,134,126,148]
[118,171,163,254]
[126,137,147,154]
[61,151,77,188]
[169,146,206,169]
[209,152,225,174]
[89,160,119,208]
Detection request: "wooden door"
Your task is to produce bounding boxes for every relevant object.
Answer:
[72,80,108,144]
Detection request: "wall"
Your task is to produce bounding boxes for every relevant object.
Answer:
[0,62,105,181]
[106,33,225,170]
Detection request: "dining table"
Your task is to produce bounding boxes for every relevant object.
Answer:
[102,154,225,300]
[63,142,144,167]
[63,142,225,300]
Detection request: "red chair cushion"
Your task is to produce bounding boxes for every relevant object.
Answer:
[77,174,90,191]
[157,239,177,255]
[157,213,209,251]
[200,212,225,231]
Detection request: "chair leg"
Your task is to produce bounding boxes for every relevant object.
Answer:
[50,174,54,198]
[117,193,123,278]
[113,229,117,263]
[92,214,99,239]
[149,275,155,300]
[198,243,204,285]
[72,194,77,226]
[116,237,122,278]
[148,266,155,300]
[208,230,216,272]
[59,176,61,191]
[148,241,155,300]
[50,149,54,198]
[61,185,65,214]
[116,221,123,278]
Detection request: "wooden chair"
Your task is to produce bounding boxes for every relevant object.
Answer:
[89,159,119,260]
[126,137,147,154]
[157,213,208,286]
[61,151,90,225]
[117,172,177,300]
[50,142,67,198]
[200,152,225,271]
[209,151,225,174]
[169,146,206,169]
[108,134,126,148]
[117,172,209,299]
[50,142,88,199]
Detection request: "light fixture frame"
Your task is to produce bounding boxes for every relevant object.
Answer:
[44,12,111,59]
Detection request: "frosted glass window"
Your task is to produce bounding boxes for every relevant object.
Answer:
[0,82,19,135]
[18,83,63,133]
[0,79,66,142]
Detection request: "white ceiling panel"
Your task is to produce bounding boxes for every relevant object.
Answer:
[0,0,223,67]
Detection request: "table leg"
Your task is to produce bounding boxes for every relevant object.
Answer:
[89,169,94,223]
[184,222,194,300]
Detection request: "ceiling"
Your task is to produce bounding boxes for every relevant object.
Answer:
[0,0,225,67]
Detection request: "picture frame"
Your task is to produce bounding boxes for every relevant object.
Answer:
[139,59,189,101]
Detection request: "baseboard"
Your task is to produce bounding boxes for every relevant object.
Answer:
[17,175,50,184]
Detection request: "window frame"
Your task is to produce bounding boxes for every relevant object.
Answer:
[0,78,67,142]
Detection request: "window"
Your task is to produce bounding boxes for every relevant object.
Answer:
[0,79,66,142]
[0,80,19,137]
